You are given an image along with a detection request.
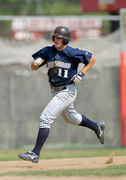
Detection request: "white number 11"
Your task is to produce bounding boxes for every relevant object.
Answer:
[58,68,68,78]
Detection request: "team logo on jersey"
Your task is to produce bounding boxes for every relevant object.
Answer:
[47,61,71,70]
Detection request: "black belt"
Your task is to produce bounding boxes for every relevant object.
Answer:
[51,85,66,92]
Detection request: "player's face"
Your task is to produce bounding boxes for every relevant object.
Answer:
[54,37,66,50]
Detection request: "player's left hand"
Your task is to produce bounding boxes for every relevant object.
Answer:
[72,71,84,84]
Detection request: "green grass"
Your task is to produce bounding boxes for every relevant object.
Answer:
[0,164,126,177]
[0,148,125,161]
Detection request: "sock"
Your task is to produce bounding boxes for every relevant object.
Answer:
[32,128,50,155]
[79,115,98,132]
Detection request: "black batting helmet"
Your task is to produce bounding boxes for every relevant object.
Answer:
[52,26,71,45]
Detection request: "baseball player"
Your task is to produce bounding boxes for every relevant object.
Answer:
[18,26,105,163]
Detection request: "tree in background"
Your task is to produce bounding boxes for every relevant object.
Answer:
[0,0,81,16]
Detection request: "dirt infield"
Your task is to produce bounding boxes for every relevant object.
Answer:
[1,176,126,180]
[0,156,126,180]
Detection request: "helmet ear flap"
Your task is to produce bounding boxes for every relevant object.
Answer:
[63,39,69,45]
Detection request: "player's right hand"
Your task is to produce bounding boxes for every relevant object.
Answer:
[72,71,84,84]
[34,58,44,66]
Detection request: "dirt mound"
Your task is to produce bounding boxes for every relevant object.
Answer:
[0,156,126,173]
[0,156,126,180]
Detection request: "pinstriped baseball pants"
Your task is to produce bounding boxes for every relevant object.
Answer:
[39,84,82,128]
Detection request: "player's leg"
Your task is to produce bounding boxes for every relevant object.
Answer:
[18,86,77,163]
[80,115,105,144]
[61,103,82,125]
[61,104,105,144]
[62,103,98,130]
[31,91,76,156]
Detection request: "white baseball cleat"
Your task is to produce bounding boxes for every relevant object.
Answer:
[96,121,105,144]
[18,151,39,163]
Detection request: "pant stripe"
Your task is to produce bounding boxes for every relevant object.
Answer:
[40,85,77,128]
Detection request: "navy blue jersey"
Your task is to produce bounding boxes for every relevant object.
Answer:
[32,45,92,87]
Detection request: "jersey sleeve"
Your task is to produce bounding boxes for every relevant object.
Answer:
[32,47,48,62]
[71,48,92,65]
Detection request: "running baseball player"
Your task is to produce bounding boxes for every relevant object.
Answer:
[18,26,105,163]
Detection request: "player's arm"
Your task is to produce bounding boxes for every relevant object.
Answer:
[81,55,96,74]
[31,58,45,71]
[72,55,96,84]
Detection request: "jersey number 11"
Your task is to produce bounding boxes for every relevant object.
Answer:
[58,68,68,78]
